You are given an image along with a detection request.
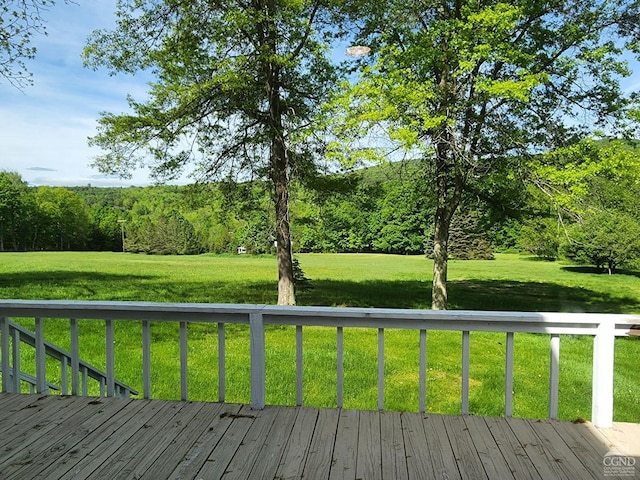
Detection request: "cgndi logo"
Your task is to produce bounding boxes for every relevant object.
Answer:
[603,451,637,477]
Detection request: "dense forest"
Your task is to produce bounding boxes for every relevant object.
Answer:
[2,140,640,272]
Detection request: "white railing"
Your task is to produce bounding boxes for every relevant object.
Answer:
[0,299,637,428]
[0,317,137,398]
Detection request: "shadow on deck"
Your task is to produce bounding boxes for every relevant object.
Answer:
[0,393,638,480]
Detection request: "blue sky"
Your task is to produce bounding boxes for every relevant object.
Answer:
[1,2,639,187]
[0,1,155,187]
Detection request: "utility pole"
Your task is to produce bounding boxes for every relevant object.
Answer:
[117,219,126,252]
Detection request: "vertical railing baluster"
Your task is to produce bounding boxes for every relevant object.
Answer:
[82,366,88,396]
[249,313,265,409]
[592,318,615,428]
[12,327,21,393]
[180,321,188,401]
[106,319,115,397]
[35,317,47,394]
[337,326,344,409]
[70,318,79,396]
[296,325,303,406]
[218,322,225,403]
[0,317,9,393]
[142,320,151,399]
[378,327,384,411]
[99,377,105,397]
[505,331,514,417]
[419,329,427,413]
[549,334,560,420]
[461,330,470,415]
[61,356,68,395]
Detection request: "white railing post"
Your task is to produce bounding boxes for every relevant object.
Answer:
[70,318,79,396]
[1,317,10,393]
[218,322,225,403]
[106,319,115,397]
[296,325,303,406]
[549,334,560,420]
[505,332,514,417]
[461,330,470,415]
[142,320,151,399]
[12,327,20,393]
[180,321,188,401]
[419,329,427,413]
[82,366,88,396]
[592,317,615,428]
[378,328,384,411]
[35,317,47,394]
[337,326,344,409]
[249,312,265,410]
[61,356,68,395]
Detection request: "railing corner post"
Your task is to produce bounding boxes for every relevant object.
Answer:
[592,317,615,428]
[249,312,265,410]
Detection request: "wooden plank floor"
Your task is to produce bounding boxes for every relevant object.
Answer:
[0,393,638,480]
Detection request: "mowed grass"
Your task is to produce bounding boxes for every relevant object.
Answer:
[0,251,638,422]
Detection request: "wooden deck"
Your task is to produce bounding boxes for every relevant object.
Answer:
[0,393,638,480]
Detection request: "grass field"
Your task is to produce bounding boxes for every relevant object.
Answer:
[0,252,638,422]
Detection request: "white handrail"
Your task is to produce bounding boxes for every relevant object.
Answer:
[0,299,637,428]
[0,316,138,397]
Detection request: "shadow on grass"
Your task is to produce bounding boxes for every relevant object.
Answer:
[300,279,640,313]
[0,271,155,286]
[448,279,640,313]
[0,270,279,303]
[560,265,640,279]
[1,271,638,313]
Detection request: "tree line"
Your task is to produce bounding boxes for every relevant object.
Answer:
[1,165,490,257]
[2,139,639,274]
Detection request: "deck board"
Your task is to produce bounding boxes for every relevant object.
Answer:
[330,409,360,480]
[194,404,256,479]
[0,393,637,480]
[446,414,488,480]
[139,401,226,480]
[401,410,434,478]
[356,409,382,480]
[462,415,516,480]
[164,404,242,480]
[483,415,543,479]
[301,408,339,479]
[527,418,596,480]
[103,401,207,480]
[379,411,408,480]
[247,406,299,480]
[275,406,318,480]
[423,414,462,479]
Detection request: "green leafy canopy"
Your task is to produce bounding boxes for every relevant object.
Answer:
[83,0,340,183]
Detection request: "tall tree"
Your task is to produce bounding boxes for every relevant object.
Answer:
[333,0,640,308]
[84,0,338,304]
[0,171,28,250]
[0,0,70,88]
[532,139,640,269]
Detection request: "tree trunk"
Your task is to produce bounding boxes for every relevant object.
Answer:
[272,137,296,306]
[263,1,296,306]
[430,138,462,310]
[431,206,451,310]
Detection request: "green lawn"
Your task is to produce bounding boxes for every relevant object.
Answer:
[0,252,638,422]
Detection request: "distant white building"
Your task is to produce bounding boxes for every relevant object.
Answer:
[237,246,247,254]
